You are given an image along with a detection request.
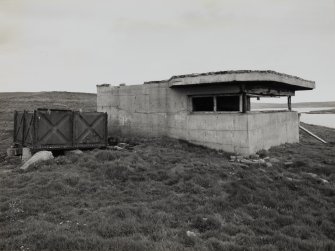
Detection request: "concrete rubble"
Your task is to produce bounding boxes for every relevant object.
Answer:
[269,158,280,163]
[186,231,197,237]
[65,149,83,155]
[284,161,294,167]
[229,155,331,184]
[6,147,21,157]
[229,154,282,167]
[107,142,133,151]
[305,172,329,184]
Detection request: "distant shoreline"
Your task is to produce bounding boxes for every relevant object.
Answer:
[252,101,335,109]
[307,109,335,114]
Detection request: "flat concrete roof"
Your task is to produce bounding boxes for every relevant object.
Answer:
[145,70,315,90]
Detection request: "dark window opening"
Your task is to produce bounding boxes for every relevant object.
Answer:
[192,97,214,112]
[216,96,240,111]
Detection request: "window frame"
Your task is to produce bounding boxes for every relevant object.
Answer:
[189,94,242,113]
[190,95,216,112]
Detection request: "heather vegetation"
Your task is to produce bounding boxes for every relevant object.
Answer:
[0,92,335,251]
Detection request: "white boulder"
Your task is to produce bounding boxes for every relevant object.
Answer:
[186,231,197,237]
[20,151,54,170]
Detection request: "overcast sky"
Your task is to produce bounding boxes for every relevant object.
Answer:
[0,0,334,102]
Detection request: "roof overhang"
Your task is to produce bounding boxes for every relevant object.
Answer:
[165,70,315,91]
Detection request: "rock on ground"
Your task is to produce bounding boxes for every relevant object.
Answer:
[65,149,83,155]
[20,151,54,170]
[186,231,197,237]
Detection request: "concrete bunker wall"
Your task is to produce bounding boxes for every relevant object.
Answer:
[97,83,169,137]
[97,84,299,155]
[165,85,249,154]
[247,112,299,154]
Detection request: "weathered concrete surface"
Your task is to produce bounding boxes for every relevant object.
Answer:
[98,83,168,137]
[146,70,315,90]
[168,111,298,155]
[6,147,22,157]
[21,147,32,162]
[97,81,300,155]
[247,112,299,154]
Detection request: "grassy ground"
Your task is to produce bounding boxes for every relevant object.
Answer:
[0,93,335,251]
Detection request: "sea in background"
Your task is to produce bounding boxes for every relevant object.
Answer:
[253,107,335,129]
[296,107,335,129]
